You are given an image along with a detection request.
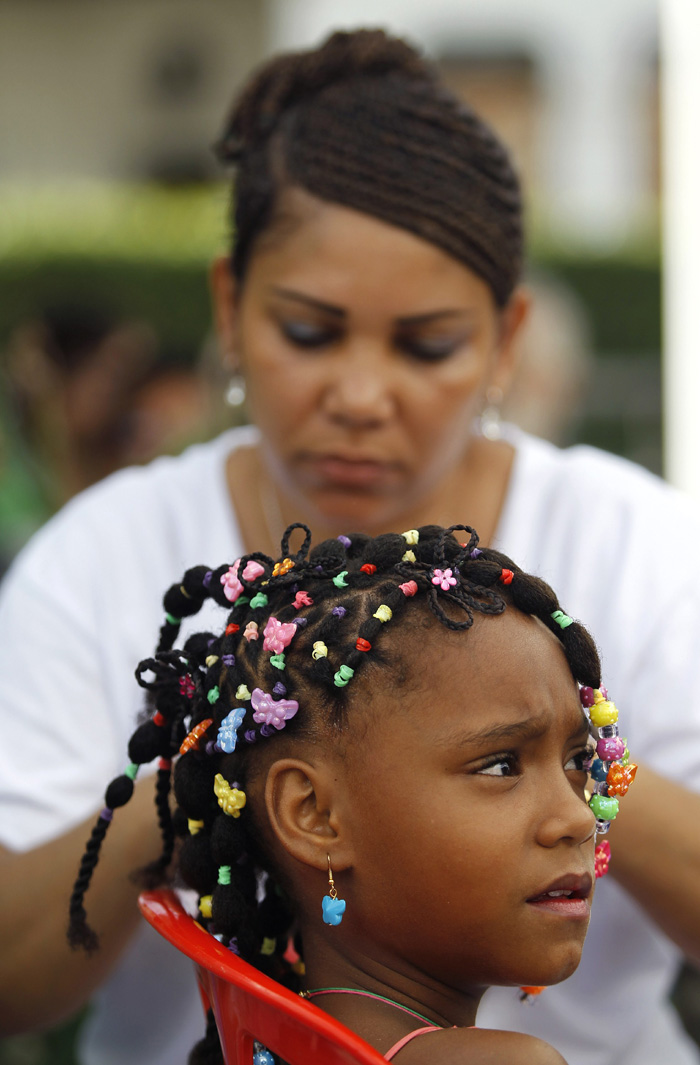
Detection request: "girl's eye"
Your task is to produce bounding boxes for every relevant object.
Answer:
[280,321,337,348]
[396,336,463,363]
[476,754,518,777]
[566,745,595,773]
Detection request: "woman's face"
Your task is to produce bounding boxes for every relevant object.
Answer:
[213,190,528,532]
[336,610,596,993]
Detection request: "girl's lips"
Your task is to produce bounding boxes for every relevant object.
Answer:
[525,872,592,918]
[526,896,591,918]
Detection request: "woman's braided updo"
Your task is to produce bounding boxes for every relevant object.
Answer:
[216,29,523,307]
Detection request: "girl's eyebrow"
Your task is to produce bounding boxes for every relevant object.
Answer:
[440,710,590,749]
[269,286,469,326]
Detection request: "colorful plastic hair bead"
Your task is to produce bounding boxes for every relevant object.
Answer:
[260,937,277,956]
[579,686,596,708]
[589,794,619,821]
[312,641,328,660]
[214,775,247,818]
[590,700,619,728]
[293,590,313,609]
[269,653,286,670]
[179,675,195,699]
[273,557,295,576]
[242,560,266,582]
[596,735,625,761]
[152,711,166,727]
[500,568,514,584]
[332,606,346,617]
[402,529,419,545]
[356,638,372,652]
[606,762,637,797]
[180,718,214,755]
[221,560,244,603]
[336,535,351,548]
[199,895,213,918]
[218,865,232,885]
[207,686,220,705]
[402,550,417,563]
[432,568,457,591]
[225,622,239,636]
[399,580,418,596]
[243,622,259,642]
[235,684,251,701]
[373,605,393,622]
[250,592,269,609]
[216,708,246,754]
[332,571,349,588]
[594,839,611,879]
[360,563,377,574]
[262,616,297,653]
[551,610,573,629]
[205,655,219,667]
[334,664,355,687]
[187,819,204,835]
[251,687,299,730]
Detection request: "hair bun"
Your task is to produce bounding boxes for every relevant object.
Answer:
[217,28,432,161]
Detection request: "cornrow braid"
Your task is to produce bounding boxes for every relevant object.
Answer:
[215,28,523,307]
[69,523,600,975]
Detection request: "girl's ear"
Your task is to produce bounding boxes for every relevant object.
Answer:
[264,757,353,873]
[210,256,240,372]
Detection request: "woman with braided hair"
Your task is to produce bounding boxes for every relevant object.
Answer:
[1,25,700,1065]
[70,522,619,1065]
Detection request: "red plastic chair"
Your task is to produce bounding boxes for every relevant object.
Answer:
[138,889,387,1065]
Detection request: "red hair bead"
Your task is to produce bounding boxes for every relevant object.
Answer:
[225,623,239,636]
[152,711,166,727]
[355,638,372,652]
[158,758,172,771]
[500,569,514,585]
[360,563,377,574]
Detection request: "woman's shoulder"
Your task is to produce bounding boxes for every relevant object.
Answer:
[391,1024,566,1065]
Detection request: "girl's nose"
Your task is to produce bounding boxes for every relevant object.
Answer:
[322,343,396,428]
[535,777,596,850]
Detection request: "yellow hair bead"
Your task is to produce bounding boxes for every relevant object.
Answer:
[205,655,220,667]
[312,641,328,660]
[199,895,213,919]
[235,684,251,701]
[374,605,393,623]
[402,550,416,563]
[402,529,419,545]
[260,937,276,956]
[214,774,247,818]
[188,819,204,836]
[590,700,619,728]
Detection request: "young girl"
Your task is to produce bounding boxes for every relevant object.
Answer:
[69,522,633,1064]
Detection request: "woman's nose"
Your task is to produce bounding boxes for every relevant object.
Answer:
[322,343,396,428]
[535,776,596,849]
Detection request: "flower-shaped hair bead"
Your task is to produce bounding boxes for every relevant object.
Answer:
[221,560,243,603]
[432,568,457,591]
[273,558,295,576]
[180,718,213,755]
[244,622,259,642]
[293,590,313,609]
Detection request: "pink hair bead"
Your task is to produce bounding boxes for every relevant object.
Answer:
[597,735,625,761]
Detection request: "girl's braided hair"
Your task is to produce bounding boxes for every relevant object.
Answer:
[69,525,598,983]
[216,28,523,307]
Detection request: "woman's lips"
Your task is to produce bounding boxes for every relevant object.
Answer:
[302,453,398,489]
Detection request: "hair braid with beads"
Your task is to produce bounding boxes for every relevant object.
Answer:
[215,28,523,307]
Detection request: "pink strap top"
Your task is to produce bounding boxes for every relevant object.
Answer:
[384,1026,444,1060]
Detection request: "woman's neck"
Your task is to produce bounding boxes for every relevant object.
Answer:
[227,435,515,559]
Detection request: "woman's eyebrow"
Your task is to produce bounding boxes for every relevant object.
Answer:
[395,309,472,327]
[440,715,551,749]
[269,286,345,317]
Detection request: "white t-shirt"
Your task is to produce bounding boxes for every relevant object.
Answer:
[1,426,698,1065]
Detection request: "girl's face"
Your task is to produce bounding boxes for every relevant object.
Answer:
[213,190,528,532]
[335,609,595,993]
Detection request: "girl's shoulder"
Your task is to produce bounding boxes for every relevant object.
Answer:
[389,1025,567,1065]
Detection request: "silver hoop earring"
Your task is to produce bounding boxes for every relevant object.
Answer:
[479,386,503,441]
[224,373,246,408]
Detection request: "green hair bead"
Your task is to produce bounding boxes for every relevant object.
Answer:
[250,592,269,609]
[218,865,232,886]
[551,610,573,630]
[270,653,286,670]
[165,612,180,626]
[334,664,355,687]
[332,571,349,588]
[207,686,220,705]
[124,762,139,781]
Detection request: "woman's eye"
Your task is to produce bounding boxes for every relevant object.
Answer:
[476,755,518,777]
[396,335,464,362]
[566,746,595,773]
[280,321,337,348]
